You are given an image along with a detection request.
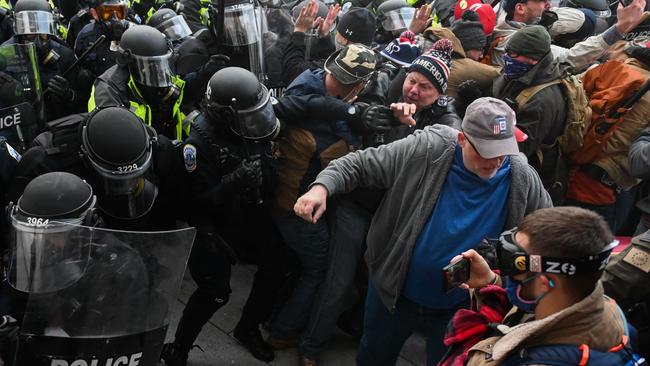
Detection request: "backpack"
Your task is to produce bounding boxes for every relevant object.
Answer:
[514,75,591,204]
[500,343,646,366]
[32,113,87,169]
[515,74,592,155]
[570,60,650,165]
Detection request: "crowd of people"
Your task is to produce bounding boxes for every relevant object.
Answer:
[0,0,647,364]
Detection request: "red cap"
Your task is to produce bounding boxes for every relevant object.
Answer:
[514,126,528,142]
[454,0,496,35]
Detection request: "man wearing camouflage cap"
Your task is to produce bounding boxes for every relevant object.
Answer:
[293,97,551,364]
[267,44,413,363]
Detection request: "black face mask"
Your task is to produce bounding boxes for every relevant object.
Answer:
[97,13,128,42]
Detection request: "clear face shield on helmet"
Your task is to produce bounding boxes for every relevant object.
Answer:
[83,132,158,219]
[14,10,56,36]
[128,52,175,87]
[207,83,280,140]
[212,2,266,81]
[381,7,415,33]
[156,14,192,41]
[6,201,96,294]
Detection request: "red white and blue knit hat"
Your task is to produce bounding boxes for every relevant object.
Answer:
[379,30,422,67]
[407,39,453,93]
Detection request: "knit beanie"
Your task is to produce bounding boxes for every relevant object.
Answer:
[451,10,486,51]
[505,25,551,60]
[379,30,422,67]
[337,7,376,45]
[407,39,453,93]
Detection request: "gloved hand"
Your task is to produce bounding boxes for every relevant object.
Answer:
[458,79,482,107]
[0,71,23,105]
[538,10,558,29]
[221,155,263,188]
[200,54,230,78]
[353,102,397,133]
[48,75,75,101]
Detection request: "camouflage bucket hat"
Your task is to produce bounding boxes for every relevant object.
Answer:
[324,43,377,85]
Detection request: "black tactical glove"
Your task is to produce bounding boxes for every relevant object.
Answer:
[48,75,75,101]
[221,155,263,188]
[458,79,483,107]
[200,54,231,79]
[0,71,23,105]
[352,102,397,133]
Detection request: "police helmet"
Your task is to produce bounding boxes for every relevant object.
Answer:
[7,172,98,293]
[117,25,175,87]
[148,8,192,42]
[377,0,414,32]
[13,0,56,36]
[205,67,279,140]
[81,107,157,219]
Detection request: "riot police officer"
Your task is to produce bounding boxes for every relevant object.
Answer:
[161,67,290,364]
[3,171,185,366]
[187,0,267,81]
[147,7,229,107]
[147,7,192,45]
[375,0,414,44]
[7,106,185,231]
[88,24,190,140]
[4,0,87,120]
[74,0,131,78]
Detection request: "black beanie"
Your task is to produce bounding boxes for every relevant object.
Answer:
[337,7,376,46]
[451,10,486,51]
[407,39,453,93]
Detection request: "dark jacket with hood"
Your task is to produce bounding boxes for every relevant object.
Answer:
[492,51,567,176]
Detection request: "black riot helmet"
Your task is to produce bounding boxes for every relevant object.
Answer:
[148,8,192,42]
[13,0,56,36]
[205,67,279,140]
[116,25,175,87]
[7,172,98,294]
[376,0,414,38]
[81,107,158,219]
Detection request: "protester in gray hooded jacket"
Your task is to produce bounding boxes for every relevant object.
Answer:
[294,97,552,365]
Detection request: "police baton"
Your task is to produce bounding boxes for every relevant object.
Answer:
[43,35,106,97]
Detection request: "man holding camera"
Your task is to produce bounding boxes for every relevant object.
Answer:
[294,97,551,365]
[452,206,640,365]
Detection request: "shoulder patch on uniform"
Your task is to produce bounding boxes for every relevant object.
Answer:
[5,143,20,162]
[183,144,197,173]
[623,247,650,273]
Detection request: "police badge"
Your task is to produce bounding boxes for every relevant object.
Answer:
[183,144,197,173]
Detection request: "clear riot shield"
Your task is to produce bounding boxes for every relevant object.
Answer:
[0,43,44,152]
[10,224,196,366]
[262,4,293,95]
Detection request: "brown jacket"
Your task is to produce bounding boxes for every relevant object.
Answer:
[466,282,627,365]
[423,27,501,99]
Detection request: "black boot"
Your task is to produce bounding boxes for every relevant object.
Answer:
[233,324,275,362]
